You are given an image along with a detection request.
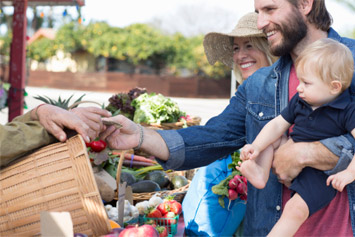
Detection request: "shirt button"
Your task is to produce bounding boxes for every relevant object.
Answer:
[309,116,313,120]
[276,205,281,211]
[259,112,264,117]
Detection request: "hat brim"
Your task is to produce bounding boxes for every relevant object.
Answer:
[203,31,265,68]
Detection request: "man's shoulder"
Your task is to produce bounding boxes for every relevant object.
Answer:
[328,28,355,51]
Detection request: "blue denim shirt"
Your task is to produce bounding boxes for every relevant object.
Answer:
[156,28,355,235]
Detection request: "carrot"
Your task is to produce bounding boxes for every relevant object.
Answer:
[123,160,156,167]
[111,151,157,164]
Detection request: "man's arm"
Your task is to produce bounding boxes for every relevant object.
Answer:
[273,139,340,184]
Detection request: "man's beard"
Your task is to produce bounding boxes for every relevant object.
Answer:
[270,10,307,56]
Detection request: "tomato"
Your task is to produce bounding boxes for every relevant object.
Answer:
[169,201,182,215]
[90,140,107,152]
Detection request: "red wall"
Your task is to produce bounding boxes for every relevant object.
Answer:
[28,70,231,98]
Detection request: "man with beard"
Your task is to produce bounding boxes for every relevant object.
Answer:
[100,0,355,235]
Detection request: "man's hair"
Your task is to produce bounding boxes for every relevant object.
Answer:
[287,0,332,31]
[233,37,278,85]
[295,38,354,92]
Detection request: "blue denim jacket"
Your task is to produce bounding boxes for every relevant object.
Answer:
[157,28,355,235]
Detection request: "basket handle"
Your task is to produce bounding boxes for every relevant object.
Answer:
[116,150,127,193]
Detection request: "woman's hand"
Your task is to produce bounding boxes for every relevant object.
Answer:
[100,115,170,160]
[99,115,141,150]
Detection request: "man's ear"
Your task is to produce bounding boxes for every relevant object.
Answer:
[330,80,343,94]
[299,0,313,15]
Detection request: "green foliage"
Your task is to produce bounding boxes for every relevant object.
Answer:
[54,22,85,53]
[27,38,56,62]
[0,31,12,56]
[28,21,231,79]
[34,94,86,109]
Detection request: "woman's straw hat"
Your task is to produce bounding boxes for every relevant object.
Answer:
[203,12,265,68]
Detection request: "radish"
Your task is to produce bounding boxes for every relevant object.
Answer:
[227,189,239,210]
[228,189,239,200]
[228,178,239,190]
[237,182,247,195]
[234,174,243,183]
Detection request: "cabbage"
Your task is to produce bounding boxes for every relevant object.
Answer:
[132,93,186,124]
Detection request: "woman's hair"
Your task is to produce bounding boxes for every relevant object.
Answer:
[287,0,332,31]
[232,36,277,85]
[295,38,354,92]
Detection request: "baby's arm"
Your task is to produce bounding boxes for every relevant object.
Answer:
[326,128,355,192]
[241,115,291,160]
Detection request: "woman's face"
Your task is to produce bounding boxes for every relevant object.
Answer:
[232,37,269,79]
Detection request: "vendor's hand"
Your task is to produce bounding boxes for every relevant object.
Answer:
[70,106,111,139]
[32,104,92,143]
[99,115,141,150]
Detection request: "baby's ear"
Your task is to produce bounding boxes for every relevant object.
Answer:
[330,80,342,94]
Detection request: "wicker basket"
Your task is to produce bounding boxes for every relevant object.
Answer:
[132,180,190,204]
[0,135,111,236]
[141,116,201,130]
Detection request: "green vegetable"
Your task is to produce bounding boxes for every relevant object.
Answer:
[144,171,170,188]
[132,93,186,124]
[212,151,242,208]
[170,175,188,189]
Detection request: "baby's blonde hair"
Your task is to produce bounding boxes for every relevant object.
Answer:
[295,38,354,92]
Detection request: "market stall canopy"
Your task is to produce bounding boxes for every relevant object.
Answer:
[2,0,84,7]
[4,0,85,122]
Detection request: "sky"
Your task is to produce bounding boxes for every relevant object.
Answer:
[80,0,355,36]
[1,0,355,37]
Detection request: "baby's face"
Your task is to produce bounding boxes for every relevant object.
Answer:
[296,67,339,108]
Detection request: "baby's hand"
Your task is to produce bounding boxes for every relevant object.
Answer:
[241,144,259,160]
[326,170,355,192]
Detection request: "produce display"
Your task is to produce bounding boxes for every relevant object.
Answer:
[106,87,187,125]
[35,88,196,236]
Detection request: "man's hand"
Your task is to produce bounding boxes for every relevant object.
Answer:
[273,139,338,184]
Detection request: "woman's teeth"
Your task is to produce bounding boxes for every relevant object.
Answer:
[241,62,255,69]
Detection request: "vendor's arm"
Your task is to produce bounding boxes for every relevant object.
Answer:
[0,104,110,167]
[0,111,55,167]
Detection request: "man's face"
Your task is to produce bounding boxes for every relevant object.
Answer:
[255,0,307,56]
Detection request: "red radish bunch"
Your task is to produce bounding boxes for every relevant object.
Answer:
[228,175,247,201]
